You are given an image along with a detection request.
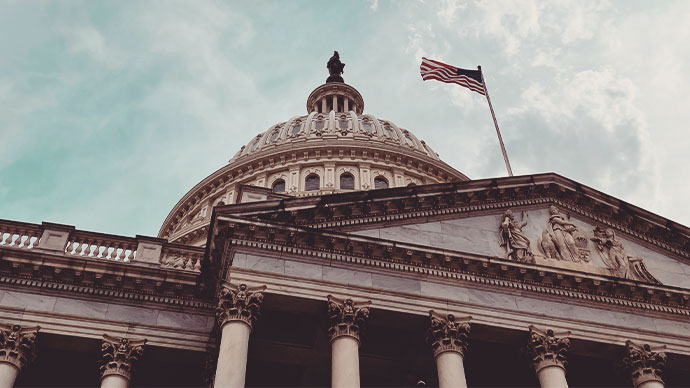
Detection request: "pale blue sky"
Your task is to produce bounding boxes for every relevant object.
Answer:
[2,0,689,237]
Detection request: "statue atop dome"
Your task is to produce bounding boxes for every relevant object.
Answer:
[326,51,345,83]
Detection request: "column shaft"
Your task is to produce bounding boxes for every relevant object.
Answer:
[331,336,360,388]
[214,322,251,388]
[0,363,18,388]
[638,382,665,388]
[435,352,467,388]
[101,375,129,388]
[536,365,568,388]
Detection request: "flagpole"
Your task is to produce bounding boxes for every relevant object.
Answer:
[478,65,513,177]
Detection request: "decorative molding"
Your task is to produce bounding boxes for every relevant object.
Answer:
[426,311,471,358]
[526,326,570,373]
[326,295,370,344]
[623,341,667,388]
[0,323,39,372]
[215,283,266,329]
[99,334,146,382]
[226,236,690,317]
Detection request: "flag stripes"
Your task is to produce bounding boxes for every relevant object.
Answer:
[420,57,485,95]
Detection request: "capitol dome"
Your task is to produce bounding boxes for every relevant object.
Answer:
[159,54,469,245]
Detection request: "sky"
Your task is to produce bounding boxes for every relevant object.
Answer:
[1,0,689,237]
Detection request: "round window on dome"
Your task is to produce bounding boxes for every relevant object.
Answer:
[305,174,320,191]
[340,173,354,190]
[374,176,389,189]
[272,179,286,193]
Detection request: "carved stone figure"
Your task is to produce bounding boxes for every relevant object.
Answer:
[623,341,667,388]
[426,311,471,358]
[326,51,345,83]
[0,324,40,372]
[215,283,266,329]
[99,335,146,382]
[327,295,370,343]
[526,326,570,373]
[591,227,660,283]
[498,209,533,263]
[538,206,590,262]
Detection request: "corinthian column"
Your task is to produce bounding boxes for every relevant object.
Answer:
[526,326,570,388]
[327,295,371,388]
[426,312,471,388]
[623,341,667,388]
[99,335,146,388]
[0,324,39,388]
[214,283,266,388]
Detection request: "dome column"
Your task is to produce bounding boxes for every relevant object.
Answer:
[214,283,266,388]
[327,295,371,388]
[526,326,571,388]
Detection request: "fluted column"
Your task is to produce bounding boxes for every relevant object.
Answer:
[0,324,39,388]
[214,283,266,388]
[426,312,471,388]
[526,326,570,388]
[623,341,667,388]
[327,295,371,388]
[99,335,146,388]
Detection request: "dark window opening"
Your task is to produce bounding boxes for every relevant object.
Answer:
[272,180,286,193]
[305,174,320,191]
[340,173,355,190]
[374,176,389,189]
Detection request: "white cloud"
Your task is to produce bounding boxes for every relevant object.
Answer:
[62,26,125,68]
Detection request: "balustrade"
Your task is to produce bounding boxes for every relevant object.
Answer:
[0,220,42,250]
[65,231,138,262]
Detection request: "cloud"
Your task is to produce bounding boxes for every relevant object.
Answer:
[62,26,125,68]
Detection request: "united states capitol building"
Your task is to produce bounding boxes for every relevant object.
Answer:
[0,54,689,388]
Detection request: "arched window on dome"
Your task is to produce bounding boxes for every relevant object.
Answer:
[374,176,389,189]
[289,120,303,136]
[339,173,354,190]
[267,127,281,143]
[359,119,375,135]
[305,174,320,191]
[272,179,286,193]
[407,182,416,187]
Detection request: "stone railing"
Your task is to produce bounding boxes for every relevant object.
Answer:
[0,220,43,250]
[0,219,203,272]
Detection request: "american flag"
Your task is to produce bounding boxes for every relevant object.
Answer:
[420,57,485,95]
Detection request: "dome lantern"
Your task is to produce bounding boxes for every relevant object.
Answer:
[307,52,364,114]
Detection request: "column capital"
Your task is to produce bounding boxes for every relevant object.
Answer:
[426,311,471,358]
[99,334,147,382]
[0,323,40,372]
[215,283,266,330]
[623,341,667,388]
[526,326,571,373]
[327,295,371,344]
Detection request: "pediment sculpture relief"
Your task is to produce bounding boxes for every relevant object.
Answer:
[497,206,661,284]
[537,206,590,263]
[591,227,659,283]
[499,210,534,263]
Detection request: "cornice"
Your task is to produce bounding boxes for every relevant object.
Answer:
[217,174,690,266]
[204,216,690,317]
[0,246,212,310]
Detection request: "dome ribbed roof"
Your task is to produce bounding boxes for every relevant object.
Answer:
[230,111,441,163]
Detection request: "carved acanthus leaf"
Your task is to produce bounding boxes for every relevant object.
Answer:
[327,295,371,343]
[0,323,40,372]
[99,334,146,381]
[215,283,266,329]
[526,326,570,373]
[623,341,667,388]
[426,312,471,358]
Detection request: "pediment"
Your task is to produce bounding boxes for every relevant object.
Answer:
[349,205,690,288]
[211,173,690,289]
